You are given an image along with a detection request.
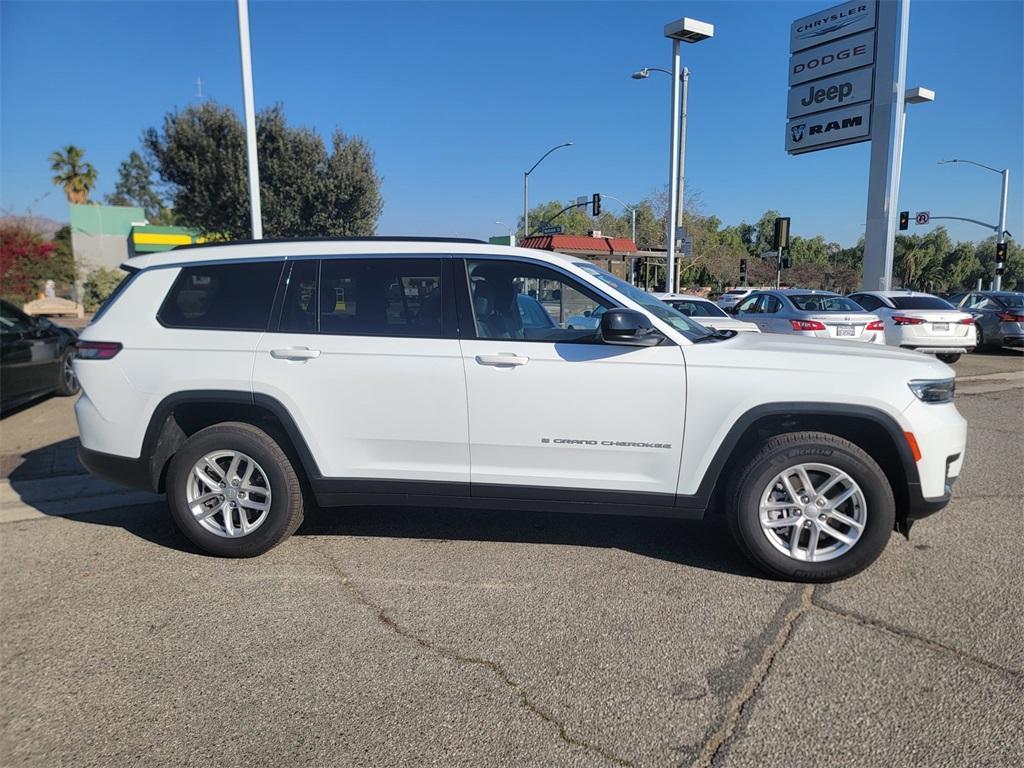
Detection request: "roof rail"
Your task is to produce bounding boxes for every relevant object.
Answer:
[170,235,488,251]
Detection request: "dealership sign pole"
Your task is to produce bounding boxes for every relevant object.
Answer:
[785,0,911,291]
[862,0,909,290]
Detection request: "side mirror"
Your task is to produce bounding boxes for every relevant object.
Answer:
[600,309,663,347]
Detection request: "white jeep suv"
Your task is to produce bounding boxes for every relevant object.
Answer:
[74,238,966,581]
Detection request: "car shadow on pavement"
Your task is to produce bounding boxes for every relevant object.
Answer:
[8,440,760,578]
[294,504,762,578]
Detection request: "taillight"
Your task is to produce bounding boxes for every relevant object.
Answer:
[76,341,122,360]
[999,312,1024,322]
[892,315,924,325]
[866,320,885,331]
[790,319,827,331]
[959,317,975,325]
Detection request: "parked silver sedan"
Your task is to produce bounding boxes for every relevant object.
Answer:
[732,290,885,344]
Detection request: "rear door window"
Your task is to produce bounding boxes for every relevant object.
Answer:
[158,261,284,330]
[318,258,444,338]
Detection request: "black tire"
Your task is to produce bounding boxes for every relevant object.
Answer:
[937,353,961,364]
[55,347,80,396]
[166,422,304,557]
[726,431,895,582]
[975,325,985,351]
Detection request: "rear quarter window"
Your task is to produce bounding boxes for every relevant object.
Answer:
[158,261,284,331]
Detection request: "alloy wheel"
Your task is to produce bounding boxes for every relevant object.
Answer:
[186,450,272,538]
[758,462,867,562]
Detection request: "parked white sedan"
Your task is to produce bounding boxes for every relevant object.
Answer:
[847,290,977,363]
[651,293,760,334]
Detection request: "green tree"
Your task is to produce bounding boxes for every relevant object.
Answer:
[105,151,173,222]
[49,145,97,204]
[143,101,382,239]
[82,267,125,312]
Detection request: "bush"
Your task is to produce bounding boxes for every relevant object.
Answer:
[83,268,125,313]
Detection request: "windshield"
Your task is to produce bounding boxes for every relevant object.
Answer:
[994,292,1024,309]
[789,294,864,312]
[574,263,713,340]
[890,296,953,310]
[724,289,747,296]
[667,299,728,318]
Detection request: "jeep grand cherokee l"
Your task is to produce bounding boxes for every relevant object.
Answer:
[74,238,966,581]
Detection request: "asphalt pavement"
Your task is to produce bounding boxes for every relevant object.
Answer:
[1,350,1021,767]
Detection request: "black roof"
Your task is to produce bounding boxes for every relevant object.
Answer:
[171,235,487,252]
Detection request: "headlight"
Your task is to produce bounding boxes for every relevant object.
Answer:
[908,378,955,403]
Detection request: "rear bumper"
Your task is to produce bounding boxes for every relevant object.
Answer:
[902,345,974,355]
[78,445,159,493]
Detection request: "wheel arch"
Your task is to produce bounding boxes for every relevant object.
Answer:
[140,390,321,493]
[682,402,920,528]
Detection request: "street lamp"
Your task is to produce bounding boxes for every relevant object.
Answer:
[236,0,262,239]
[937,158,1010,290]
[599,194,639,284]
[662,17,712,293]
[631,64,689,280]
[495,220,514,246]
[523,142,573,236]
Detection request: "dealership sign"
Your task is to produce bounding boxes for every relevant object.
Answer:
[790,0,877,52]
[786,102,871,153]
[787,66,872,118]
[786,1,878,155]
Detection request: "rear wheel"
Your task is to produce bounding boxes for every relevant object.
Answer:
[975,325,985,350]
[726,431,895,582]
[55,347,80,396]
[937,353,961,363]
[166,422,304,557]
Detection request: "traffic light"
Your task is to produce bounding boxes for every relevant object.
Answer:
[773,217,790,251]
[591,193,601,217]
[996,264,1005,276]
[780,254,791,270]
[996,241,1008,261]
[739,258,748,284]
[899,211,909,230]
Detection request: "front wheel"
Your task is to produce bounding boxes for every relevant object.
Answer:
[726,431,895,582]
[166,422,305,557]
[937,353,961,364]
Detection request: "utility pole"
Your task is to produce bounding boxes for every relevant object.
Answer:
[237,0,262,239]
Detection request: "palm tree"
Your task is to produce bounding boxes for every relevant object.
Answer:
[49,145,97,204]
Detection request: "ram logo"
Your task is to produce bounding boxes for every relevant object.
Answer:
[790,123,806,143]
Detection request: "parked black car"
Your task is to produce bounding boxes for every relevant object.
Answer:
[1,299,80,412]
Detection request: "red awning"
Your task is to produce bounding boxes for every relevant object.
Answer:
[518,235,638,255]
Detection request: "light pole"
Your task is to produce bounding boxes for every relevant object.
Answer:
[938,159,1010,290]
[236,0,262,239]
[524,142,573,236]
[597,194,637,244]
[632,65,689,250]
[661,17,712,294]
[495,220,514,246]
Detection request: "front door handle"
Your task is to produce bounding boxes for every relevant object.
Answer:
[270,347,321,361]
[475,353,529,367]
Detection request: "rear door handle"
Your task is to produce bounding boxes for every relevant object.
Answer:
[270,347,321,361]
[475,353,529,367]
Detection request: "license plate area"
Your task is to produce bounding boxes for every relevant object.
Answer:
[836,325,855,337]
[932,322,950,332]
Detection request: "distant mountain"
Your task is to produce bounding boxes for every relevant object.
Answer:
[0,214,66,239]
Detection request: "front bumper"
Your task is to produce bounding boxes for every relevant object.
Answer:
[1002,335,1024,350]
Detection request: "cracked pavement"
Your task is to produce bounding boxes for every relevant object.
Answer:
[2,355,1022,767]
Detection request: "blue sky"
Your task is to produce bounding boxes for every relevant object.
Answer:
[2,0,1021,247]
